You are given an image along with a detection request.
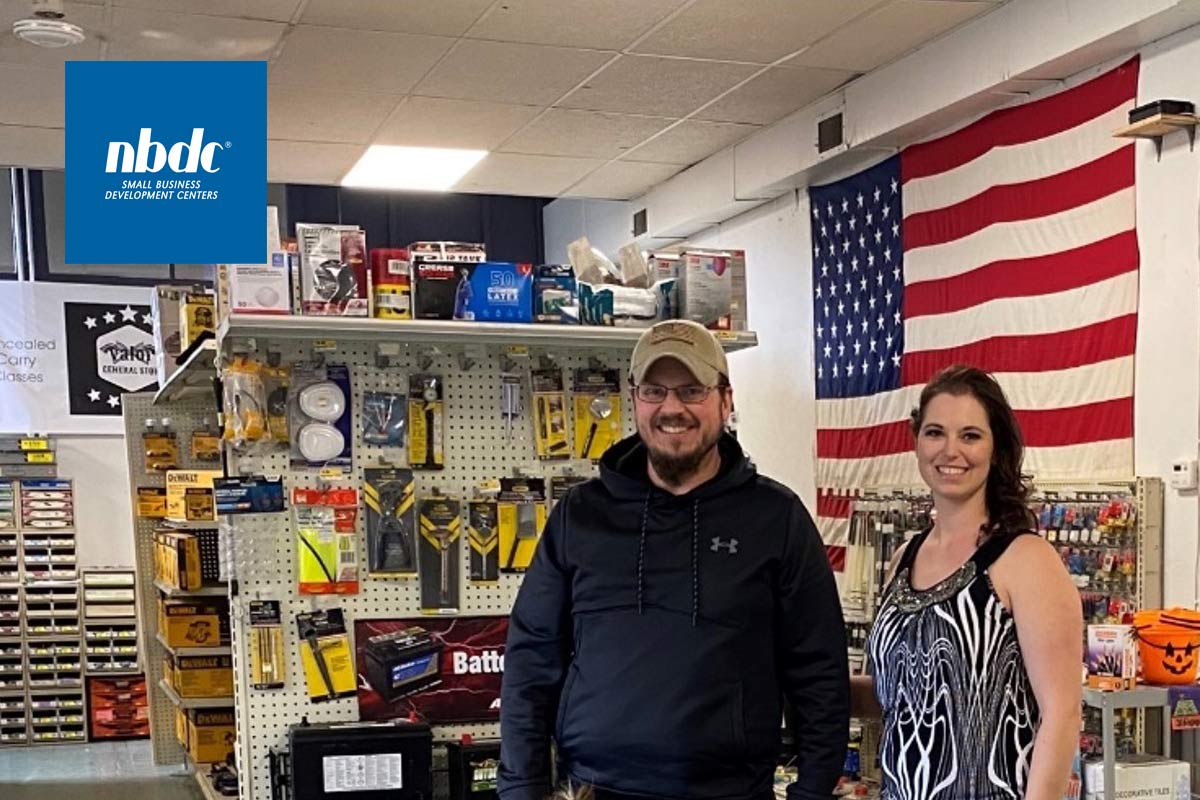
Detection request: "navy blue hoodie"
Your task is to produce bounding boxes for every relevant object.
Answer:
[499,434,849,800]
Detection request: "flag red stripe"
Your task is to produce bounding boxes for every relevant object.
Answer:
[900,314,1137,385]
[903,147,1133,251]
[816,491,853,519]
[826,545,846,572]
[904,230,1139,318]
[901,56,1139,182]
[817,397,1132,460]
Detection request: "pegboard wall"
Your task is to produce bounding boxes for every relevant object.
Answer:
[222,338,638,800]
[122,391,226,767]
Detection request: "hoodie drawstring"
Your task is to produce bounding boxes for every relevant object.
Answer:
[637,490,650,615]
[637,492,702,628]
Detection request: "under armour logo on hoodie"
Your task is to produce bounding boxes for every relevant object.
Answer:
[710,537,738,555]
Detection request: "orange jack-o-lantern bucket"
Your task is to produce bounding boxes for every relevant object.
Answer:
[1134,609,1200,685]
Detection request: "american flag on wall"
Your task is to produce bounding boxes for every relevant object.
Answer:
[811,58,1140,565]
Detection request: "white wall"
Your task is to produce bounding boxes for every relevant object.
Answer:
[56,435,136,569]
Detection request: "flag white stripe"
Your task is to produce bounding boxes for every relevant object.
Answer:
[816,356,1134,430]
[903,105,1131,215]
[817,516,848,545]
[903,187,1135,285]
[904,271,1137,351]
[816,438,1133,489]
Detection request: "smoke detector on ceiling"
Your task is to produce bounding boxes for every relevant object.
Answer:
[13,0,85,48]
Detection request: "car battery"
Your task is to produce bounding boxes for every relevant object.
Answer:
[289,719,432,800]
[446,739,500,800]
[363,627,444,703]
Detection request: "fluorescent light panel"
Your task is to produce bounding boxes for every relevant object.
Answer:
[341,145,487,191]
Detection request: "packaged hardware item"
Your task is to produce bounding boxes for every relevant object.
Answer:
[549,473,588,510]
[408,375,445,470]
[136,487,167,519]
[677,250,735,330]
[363,626,444,702]
[296,223,369,316]
[418,494,462,613]
[152,285,185,384]
[155,530,202,590]
[533,264,578,324]
[180,291,216,352]
[216,253,292,317]
[572,368,621,461]
[158,597,229,648]
[165,470,222,522]
[190,418,222,463]
[223,356,269,447]
[292,487,359,595]
[212,476,285,515]
[1087,624,1138,690]
[410,241,487,320]
[498,478,546,573]
[531,369,568,459]
[263,364,290,444]
[143,418,180,474]
[295,607,357,702]
[249,600,285,690]
[165,652,234,698]
[453,262,534,323]
[446,739,501,800]
[577,279,677,327]
[364,468,417,576]
[187,709,236,764]
[289,364,352,469]
[371,248,412,320]
[362,391,407,447]
[468,500,499,582]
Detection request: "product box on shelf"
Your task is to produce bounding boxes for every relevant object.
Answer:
[677,250,736,330]
[295,223,369,316]
[157,597,229,648]
[164,652,233,698]
[371,248,412,320]
[409,241,486,320]
[179,291,216,352]
[216,253,292,317]
[453,262,534,323]
[188,708,236,763]
[1086,624,1137,690]
[165,470,223,522]
[533,264,578,324]
[152,286,185,385]
[1083,755,1190,800]
[154,531,201,591]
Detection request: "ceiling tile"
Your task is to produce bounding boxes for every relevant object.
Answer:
[415,39,613,106]
[268,140,363,184]
[0,123,64,168]
[270,25,453,94]
[788,0,994,72]
[466,0,688,51]
[624,120,759,165]
[374,97,543,150]
[106,7,286,60]
[559,55,757,118]
[0,64,63,128]
[300,0,493,37]
[113,0,303,22]
[632,0,883,63]
[453,153,604,197]
[564,160,681,200]
[268,85,399,144]
[695,65,852,125]
[500,109,673,159]
[0,2,103,67]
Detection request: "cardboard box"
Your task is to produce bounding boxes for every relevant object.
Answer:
[175,707,188,746]
[533,264,577,324]
[217,253,291,317]
[453,262,534,323]
[155,531,201,591]
[677,250,734,330]
[1083,755,1191,800]
[165,470,223,522]
[187,709,236,763]
[1087,624,1137,690]
[179,292,216,351]
[371,248,411,320]
[409,241,486,320]
[167,653,233,698]
[296,224,369,316]
[158,597,229,648]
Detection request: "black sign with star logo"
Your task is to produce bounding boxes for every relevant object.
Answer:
[64,302,159,416]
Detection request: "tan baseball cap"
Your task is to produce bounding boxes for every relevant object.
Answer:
[630,320,729,386]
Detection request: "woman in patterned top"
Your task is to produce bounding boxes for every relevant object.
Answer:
[855,365,1081,800]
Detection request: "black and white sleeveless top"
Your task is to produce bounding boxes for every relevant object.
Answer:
[866,531,1039,800]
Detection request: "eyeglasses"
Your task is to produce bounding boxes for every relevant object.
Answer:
[633,383,722,405]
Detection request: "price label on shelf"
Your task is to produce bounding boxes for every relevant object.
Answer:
[25,453,54,464]
[313,339,338,353]
[19,439,49,451]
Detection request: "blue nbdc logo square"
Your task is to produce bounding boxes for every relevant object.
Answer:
[66,61,266,265]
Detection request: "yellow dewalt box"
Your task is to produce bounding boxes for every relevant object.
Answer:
[180,292,216,352]
[138,487,168,519]
[157,597,228,649]
[175,707,189,746]
[155,531,201,591]
[187,709,235,764]
[173,654,233,698]
[165,470,222,522]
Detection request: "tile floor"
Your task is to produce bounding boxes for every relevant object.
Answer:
[0,739,203,799]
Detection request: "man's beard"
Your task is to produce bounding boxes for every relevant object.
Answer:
[643,417,722,488]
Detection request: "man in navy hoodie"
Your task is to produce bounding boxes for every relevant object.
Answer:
[500,319,849,800]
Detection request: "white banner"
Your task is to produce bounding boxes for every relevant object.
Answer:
[0,282,156,435]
